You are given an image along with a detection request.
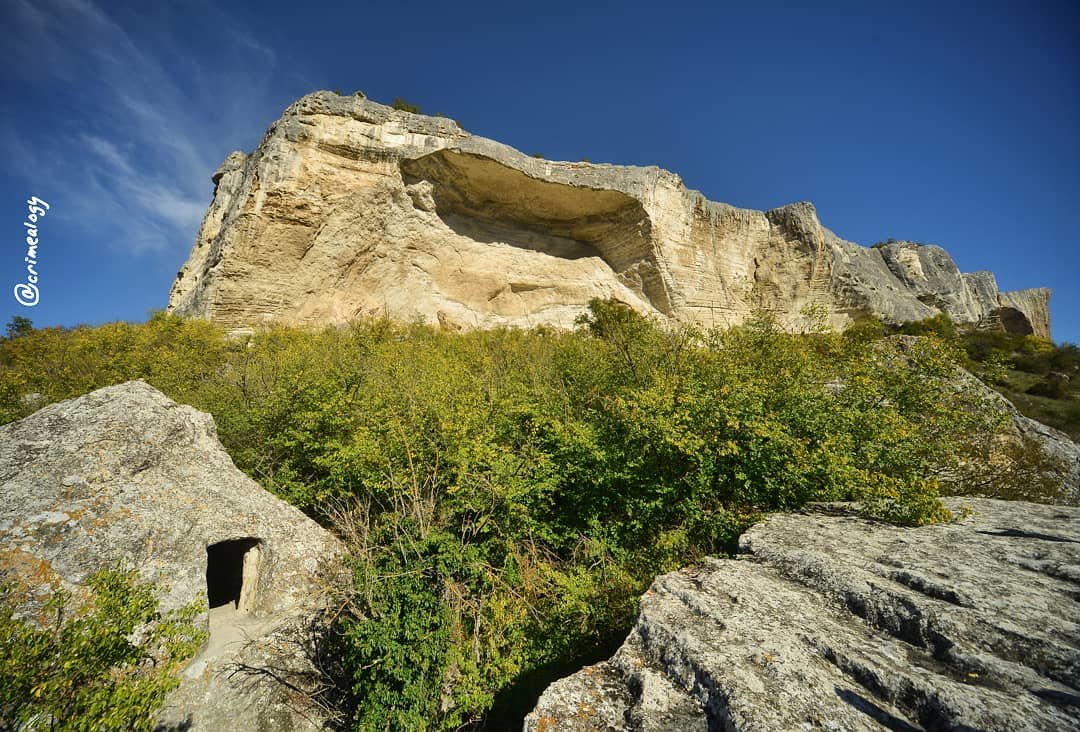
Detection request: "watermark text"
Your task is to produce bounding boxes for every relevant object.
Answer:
[15,196,48,307]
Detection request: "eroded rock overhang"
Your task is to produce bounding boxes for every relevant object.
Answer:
[401,149,671,313]
[166,91,1052,338]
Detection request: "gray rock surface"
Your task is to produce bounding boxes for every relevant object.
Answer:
[944,357,1080,499]
[525,499,1080,730]
[168,91,1051,337]
[0,381,343,731]
[1013,411,1080,494]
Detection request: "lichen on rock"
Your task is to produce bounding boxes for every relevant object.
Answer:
[525,498,1080,731]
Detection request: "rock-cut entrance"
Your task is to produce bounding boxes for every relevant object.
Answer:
[206,538,262,614]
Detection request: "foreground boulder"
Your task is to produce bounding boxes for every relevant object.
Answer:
[168,91,1050,337]
[0,382,343,730]
[526,498,1079,730]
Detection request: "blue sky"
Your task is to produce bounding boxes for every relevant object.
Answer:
[2,0,1078,342]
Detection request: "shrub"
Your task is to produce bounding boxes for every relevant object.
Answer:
[392,97,421,114]
[958,330,1079,439]
[1050,342,1080,373]
[894,312,957,341]
[0,568,206,731]
[0,303,1034,728]
[1026,376,1067,399]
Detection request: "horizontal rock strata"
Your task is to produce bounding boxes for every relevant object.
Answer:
[525,498,1080,730]
[168,92,1050,337]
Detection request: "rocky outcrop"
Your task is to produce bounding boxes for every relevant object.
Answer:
[0,382,343,731]
[168,91,1051,337]
[525,499,1080,730]
[969,367,1080,497]
[999,288,1052,337]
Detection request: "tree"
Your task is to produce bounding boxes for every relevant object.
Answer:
[5,316,33,340]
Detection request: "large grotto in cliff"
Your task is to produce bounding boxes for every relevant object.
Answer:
[168,91,1051,337]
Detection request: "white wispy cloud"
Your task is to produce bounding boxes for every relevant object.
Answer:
[80,135,137,178]
[1,0,304,255]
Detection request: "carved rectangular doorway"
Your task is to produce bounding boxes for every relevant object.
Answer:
[205,538,262,614]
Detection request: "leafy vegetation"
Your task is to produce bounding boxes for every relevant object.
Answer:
[0,304,1062,729]
[391,97,422,114]
[5,315,33,340]
[879,314,1080,440]
[0,568,206,731]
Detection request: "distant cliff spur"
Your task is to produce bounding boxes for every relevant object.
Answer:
[168,91,1051,337]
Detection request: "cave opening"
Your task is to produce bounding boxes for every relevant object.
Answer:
[995,307,1035,335]
[206,538,262,614]
[399,150,673,312]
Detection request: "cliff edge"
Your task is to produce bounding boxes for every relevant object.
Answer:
[168,91,1051,337]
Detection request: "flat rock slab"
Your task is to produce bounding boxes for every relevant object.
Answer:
[525,498,1080,730]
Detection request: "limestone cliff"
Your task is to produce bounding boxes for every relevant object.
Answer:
[169,91,1051,337]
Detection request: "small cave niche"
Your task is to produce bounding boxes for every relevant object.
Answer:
[205,538,263,614]
[993,307,1035,336]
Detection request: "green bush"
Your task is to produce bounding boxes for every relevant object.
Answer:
[391,97,421,114]
[894,312,958,340]
[958,328,1079,439]
[0,568,206,731]
[0,305,1037,728]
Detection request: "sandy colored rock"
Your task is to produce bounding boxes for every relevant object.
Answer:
[168,91,1051,337]
[525,498,1080,731]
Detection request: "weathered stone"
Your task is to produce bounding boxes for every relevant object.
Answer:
[525,499,1080,730]
[999,288,1052,337]
[889,335,1080,501]
[168,91,1051,337]
[0,381,342,731]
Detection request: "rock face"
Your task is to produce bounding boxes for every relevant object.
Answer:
[0,382,342,731]
[168,91,1051,337]
[975,368,1080,497]
[525,499,1080,731]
